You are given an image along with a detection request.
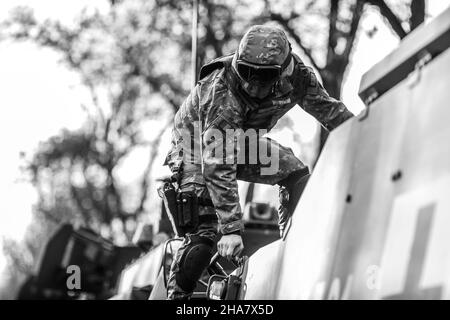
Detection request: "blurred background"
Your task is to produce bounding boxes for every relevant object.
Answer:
[0,0,449,299]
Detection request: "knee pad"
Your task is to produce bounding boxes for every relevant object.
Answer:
[278,167,310,190]
[175,235,214,293]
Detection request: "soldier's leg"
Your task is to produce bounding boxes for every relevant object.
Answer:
[166,223,216,300]
[277,168,310,236]
[236,137,310,236]
[167,179,218,300]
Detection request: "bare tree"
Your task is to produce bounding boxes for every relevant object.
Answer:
[0,1,192,239]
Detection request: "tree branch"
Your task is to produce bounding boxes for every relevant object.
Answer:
[144,74,185,113]
[342,1,365,59]
[86,80,106,126]
[38,206,63,225]
[366,0,407,38]
[204,0,224,58]
[327,0,339,65]
[270,12,322,71]
[134,120,169,216]
[70,184,92,224]
[410,0,425,31]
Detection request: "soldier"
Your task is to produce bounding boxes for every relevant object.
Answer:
[163,25,353,299]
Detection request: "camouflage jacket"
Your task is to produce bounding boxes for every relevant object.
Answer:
[165,53,353,234]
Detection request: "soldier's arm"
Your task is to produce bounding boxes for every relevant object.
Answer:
[201,86,245,235]
[295,63,353,131]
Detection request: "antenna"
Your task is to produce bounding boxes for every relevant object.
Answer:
[191,0,199,89]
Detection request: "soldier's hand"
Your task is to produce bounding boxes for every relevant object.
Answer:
[217,234,244,260]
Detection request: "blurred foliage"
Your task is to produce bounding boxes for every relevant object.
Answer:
[0,0,425,298]
[0,1,255,295]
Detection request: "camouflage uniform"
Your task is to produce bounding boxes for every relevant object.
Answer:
[165,25,353,299]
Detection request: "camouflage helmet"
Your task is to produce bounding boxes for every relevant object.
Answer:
[232,25,292,99]
[237,25,291,66]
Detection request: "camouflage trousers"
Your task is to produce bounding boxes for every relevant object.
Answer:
[166,137,308,300]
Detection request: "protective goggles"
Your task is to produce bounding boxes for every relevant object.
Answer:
[236,60,282,83]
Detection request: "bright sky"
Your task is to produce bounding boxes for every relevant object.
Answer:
[0,0,449,286]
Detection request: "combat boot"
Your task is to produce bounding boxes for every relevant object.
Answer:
[277,168,310,238]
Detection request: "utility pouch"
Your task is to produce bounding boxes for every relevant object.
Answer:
[159,181,184,237]
[158,180,201,237]
[176,191,199,235]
